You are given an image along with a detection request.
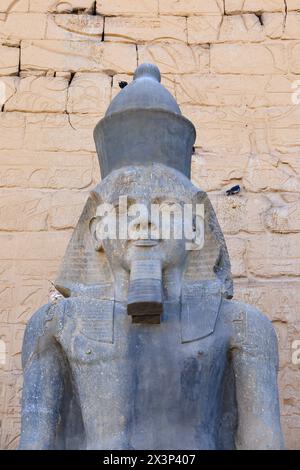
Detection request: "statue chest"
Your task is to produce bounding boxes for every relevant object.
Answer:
[58,298,227,368]
[57,299,229,449]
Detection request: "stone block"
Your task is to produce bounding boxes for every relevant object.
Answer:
[159,0,224,15]
[21,40,137,74]
[210,193,270,234]
[284,13,300,39]
[0,112,25,149]
[5,76,68,112]
[187,15,222,44]
[225,236,247,277]
[46,13,104,40]
[287,0,300,11]
[224,0,285,14]
[105,15,187,43]
[247,233,300,276]
[263,196,300,233]
[211,43,287,74]
[0,0,29,13]
[0,13,46,43]
[262,12,285,39]
[181,105,253,152]
[0,150,94,189]
[176,73,298,107]
[97,0,159,16]
[0,76,19,106]
[0,45,19,76]
[29,0,95,12]
[0,232,71,261]
[219,14,265,42]
[191,152,246,191]
[138,43,209,73]
[23,113,99,153]
[67,72,111,114]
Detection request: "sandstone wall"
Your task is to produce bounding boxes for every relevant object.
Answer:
[0,0,300,449]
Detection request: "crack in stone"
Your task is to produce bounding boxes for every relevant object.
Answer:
[102,16,105,41]
[283,0,288,34]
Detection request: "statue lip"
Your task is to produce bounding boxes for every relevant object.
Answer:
[133,239,159,247]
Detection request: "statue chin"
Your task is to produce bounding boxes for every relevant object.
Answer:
[127,258,163,324]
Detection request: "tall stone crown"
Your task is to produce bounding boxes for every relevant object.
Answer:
[93,63,196,179]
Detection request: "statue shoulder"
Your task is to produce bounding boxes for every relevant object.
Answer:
[22,300,69,368]
[221,298,277,351]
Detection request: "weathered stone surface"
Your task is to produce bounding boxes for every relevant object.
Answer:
[262,12,285,38]
[244,154,300,193]
[48,190,88,229]
[287,0,300,11]
[0,13,46,43]
[211,43,287,74]
[29,0,94,12]
[219,14,265,42]
[0,112,25,149]
[0,45,19,76]
[284,12,300,39]
[0,76,19,106]
[4,76,68,112]
[138,43,209,73]
[183,105,300,155]
[0,150,95,189]
[176,73,299,107]
[187,15,222,44]
[0,0,29,13]
[105,15,187,43]
[159,0,224,15]
[210,193,271,234]
[289,41,300,73]
[0,231,71,261]
[21,40,137,73]
[248,233,300,277]
[97,0,159,16]
[234,280,300,323]
[188,14,265,44]
[23,113,99,152]
[224,0,285,13]
[226,236,247,277]
[182,105,254,151]
[0,189,87,231]
[191,152,246,191]
[46,14,104,40]
[67,73,111,114]
[263,196,300,233]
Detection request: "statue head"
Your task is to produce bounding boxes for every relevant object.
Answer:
[56,64,233,328]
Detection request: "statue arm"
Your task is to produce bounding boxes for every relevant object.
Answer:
[19,303,65,450]
[231,304,285,450]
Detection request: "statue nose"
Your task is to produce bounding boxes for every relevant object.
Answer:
[131,220,157,237]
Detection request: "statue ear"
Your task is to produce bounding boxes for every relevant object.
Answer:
[184,190,233,298]
[89,216,103,252]
[185,212,205,252]
[89,190,104,252]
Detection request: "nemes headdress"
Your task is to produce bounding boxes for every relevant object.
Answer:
[56,63,233,341]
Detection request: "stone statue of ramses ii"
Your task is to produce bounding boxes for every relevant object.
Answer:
[19,64,284,450]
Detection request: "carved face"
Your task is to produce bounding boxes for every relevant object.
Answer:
[90,164,201,273]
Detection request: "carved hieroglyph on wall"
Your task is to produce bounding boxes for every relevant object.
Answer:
[0,0,300,449]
